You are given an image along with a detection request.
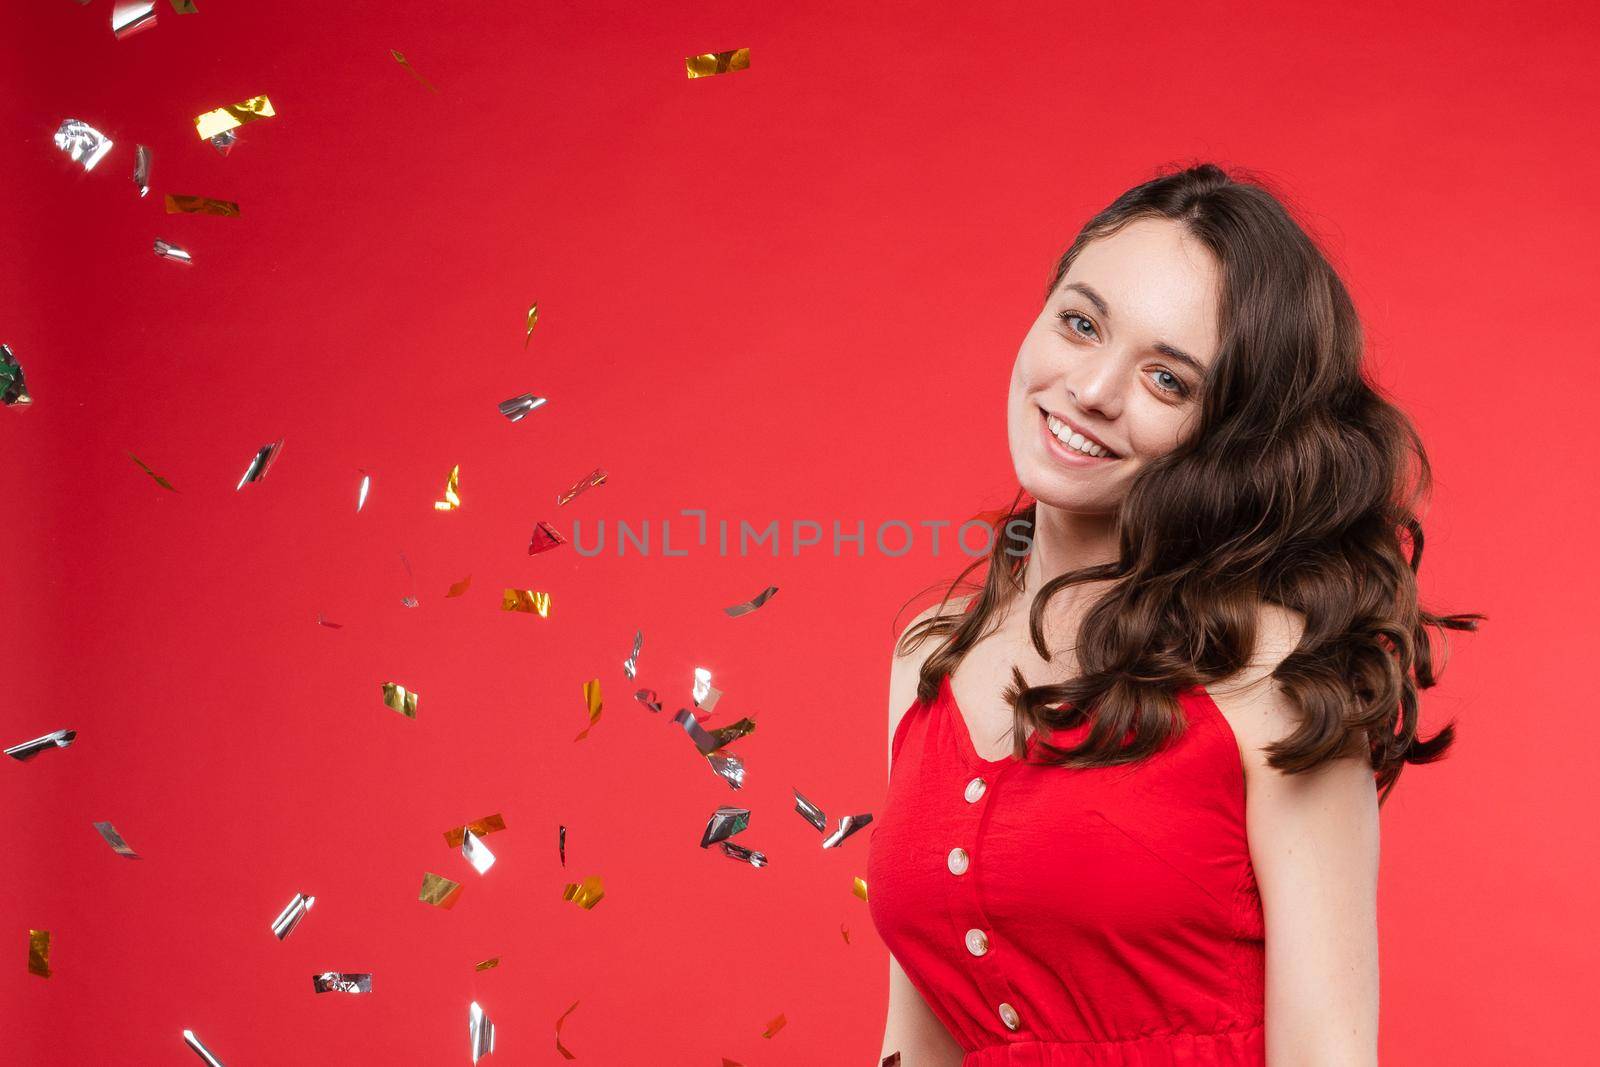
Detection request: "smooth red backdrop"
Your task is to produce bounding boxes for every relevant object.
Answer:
[4,1,1596,1063]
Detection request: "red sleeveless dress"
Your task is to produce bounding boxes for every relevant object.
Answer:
[866,664,1266,1065]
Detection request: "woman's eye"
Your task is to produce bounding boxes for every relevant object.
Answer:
[1150,369,1189,397]
[1056,309,1097,339]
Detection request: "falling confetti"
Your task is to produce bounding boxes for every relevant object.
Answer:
[725,585,779,617]
[93,821,141,859]
[700,806,767,867]
[475,957,500,972]
[686,48,751,78]
[207,129,237,156]
[53,119,114,171]
[497,393,546,422]
[841,923,851,945]
[693,667,722,712]
[558,824,566,866]
[501,588,549,616]
[529,521,567,554]
[762,1012,787,1038]
[391,49,439,94]
[555,1000,580,1060]
[794,788,873,848]
[445,575,472,598]
[462,830,496,875]
[169,1,199,13]
[433,465,461,510]
[194,95,275,140]
[1,345,29,408]
[165,194,240,217]
[132,144,150,196]
[312,972,372,994]
[5,729,76,761]
[853,876,869,902]
[443,814,506,848]
[111,2,157,39]
[634,689,661,714]
[382,682,419,719]
[469,1000,495,1063]
[622,630,642,679]
[182,1029,225,1067]
[153,239,192,265]
[127,453,177,491]
[28,930,51,978]
[270,893,315,940]
[560,875,604,910]
[419,872,463,909]
[555,467,606,506]
[524,302,538,347]
[235,439,283,489]
[574,679,602,741]
[357,471,371,511]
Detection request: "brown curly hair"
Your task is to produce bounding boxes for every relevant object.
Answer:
[897,162,1482,805]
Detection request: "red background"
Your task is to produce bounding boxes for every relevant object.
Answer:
[3,1,1596,1063]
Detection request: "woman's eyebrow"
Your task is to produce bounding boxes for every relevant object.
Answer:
[1061,282,1110,318]
[1061,282,1206,373]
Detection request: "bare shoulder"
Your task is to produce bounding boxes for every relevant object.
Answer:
[888,594,975,742]
[1204,602,1308,778]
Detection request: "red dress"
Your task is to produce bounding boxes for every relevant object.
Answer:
[867,665,1266,1065]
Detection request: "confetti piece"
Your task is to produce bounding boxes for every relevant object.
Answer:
[316,612,342,629]
[0,345,28,408]
[382,682,418,719]
[391,49,439,94]
[462,830,496,875]
[560,875,604,910]
[433,464,461,510]
[28,930,51,978]
[443,814,505,848]
[687,48,751,78]
[794,788,873,847]
[555,467,606,506]
[529,520,567,554]
[170,0,198,13]
[153,239,192,265]
[723,1060,745,1067]
[475,957,500,972]
[165,195,240,217]
[634,689,661,714]
[574,679,602,741]
[470,1001,495,1064]
[182,1029,225,1067]
[111,2,157,39]
[445,574,472,598]
[762,1012,787,1038]
[93,821,141,859]
[235,438,283,489]
[622,630,642,679]
[524,303,538,347]
[707,751,745,790]
[419,872,462,909]
[501,588,549,616]
[794,789,826,833]
[725,585,779,617]
[853,876,869,902]
[53,119,114,171]
[5,728,76,761]
[497,392,546,422]
[194,95,275,141]
[128,452,176,491]
[841,923,850,945]
[132,144,150,196]
[700,806,750,847]
[558,825,566,867]
[270,893,314,940]
[208,129,236,156]
[357,471,371,511]
[312,972,372,994]
[555,1000,580,1060]
[401,596,418,608]
[693,667,722,712]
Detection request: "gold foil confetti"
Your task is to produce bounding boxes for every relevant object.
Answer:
[574,679,602,742]
[762,1012,787,1038]
[686,47,751,78]
[501,588,549,616]
[153,239,192,264]
[236,438,283,489]
[560,875,604,910]
[93,821,141,859]
[312,972,372,994]
[28,929,51,977]
[852,876,869,902]
[497,393,546,421]
[1,345,29,407]
[462,829,496,875]
[382,682,419,719]
[129,453,176,491]
[555,467,606,506]
[475,956,500,971]
[271,893,315,939]
[707,717,757,750]
[446,574,472,598]
[170,0,199,13]
[165,194,240,217]
[419,872,463,909]
[183,1029,225,1067]
[524,302,538,347]
[194,95,275,140]
[53,119,114,171]
[693,667,722,712]
[6,728,77,760]
[622,630,642,680]
[391,49,439,94]
[469,1001,495,1064]
[529,521,567,554]
[133,144,151,196]
[433,464,461,510]
[443,813,506,848]
[841,922,850,944]
[111,2,157,38]
[555,999,580,1060]
[357,471,371,511]
[725,585,779,617]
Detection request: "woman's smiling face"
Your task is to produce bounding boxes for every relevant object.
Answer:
[1009,215,1224,513]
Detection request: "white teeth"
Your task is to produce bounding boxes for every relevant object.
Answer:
[1045,413,1112,458]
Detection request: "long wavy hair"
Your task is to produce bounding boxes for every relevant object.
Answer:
[896,162,1482,804]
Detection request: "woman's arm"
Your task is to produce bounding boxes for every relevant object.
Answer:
[1213,605,1381,1067]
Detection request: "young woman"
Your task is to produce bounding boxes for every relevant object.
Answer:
[866,163,1480,1066]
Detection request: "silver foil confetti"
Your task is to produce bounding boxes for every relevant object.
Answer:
[209,129,236,156]
[1,344,29,407]
[133,144,151,196]
[700,806,750,848]
[793,789,826,833]
[182,1029,225,1067]
[53,119,115,171]
[707,751,745,790]
[794,787,873,847]
[720,840,767,866]
[154,239,192,265]
[497,393,547,422]
[633,689,661,714]
[5,729,77,761]
[555,466,607,506]
[622,630,642,680]
[692,667,722,712]
[111,2,158,38]
[93,820,141,859]
[357,471,370,511]
[725,585,779,617]
[469,1000,495,1064]
[672,707,720,756]
[236,438,283,489]
[822,813,874,849]
[462,829,496,875]
[271,893,315,940]
[312,972,373,994]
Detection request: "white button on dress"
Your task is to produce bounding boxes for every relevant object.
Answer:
[998,1001,1020,1031]
[964,776,987,802]
[947,847,969,876]
[964,928,989,956]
